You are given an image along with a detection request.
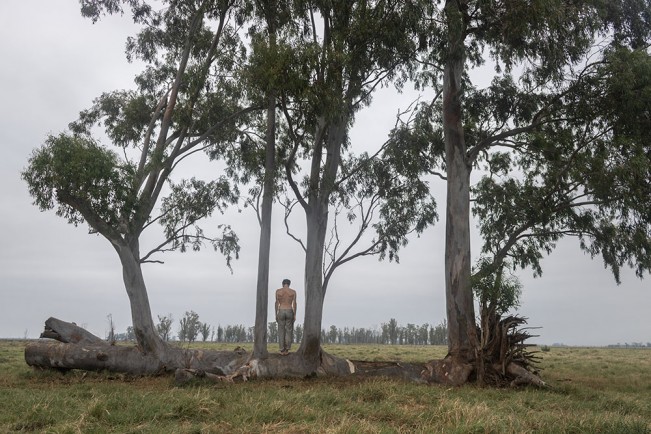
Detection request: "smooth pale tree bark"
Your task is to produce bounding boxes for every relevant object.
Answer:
[299,201,329,368]
[114,242,167,357]
[252,87,276,359]
[295,119,347,372]
[441,0,478,368]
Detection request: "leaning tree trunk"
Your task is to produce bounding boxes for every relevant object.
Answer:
[114,242,167,358]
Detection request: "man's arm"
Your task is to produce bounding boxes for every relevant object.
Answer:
[292,292,297,320]
[275,292,279,315]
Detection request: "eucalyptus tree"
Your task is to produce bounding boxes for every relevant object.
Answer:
[22,0,255,373]
[272,0,435,373]
[241,0,295,360]
[403,0,651,384]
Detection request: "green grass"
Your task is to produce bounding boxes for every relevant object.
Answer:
[1,340,650,433]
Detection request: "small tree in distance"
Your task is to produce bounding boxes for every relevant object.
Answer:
[200,323,212,342]
[178,311,201,343]
[156,314,174,342]
[267,322,278,344]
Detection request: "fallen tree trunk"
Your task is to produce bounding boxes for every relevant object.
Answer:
[25,341,166,374]
[350,360,427,383]
[25,318,248,375]
[26,317,546,387]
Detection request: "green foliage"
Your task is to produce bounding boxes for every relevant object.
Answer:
[80,0,152,24]
[199,322,212,342]
[22,134,135,231]
[328,148,438,268]
[158,177,240,264]
[471,47,651,283]
[70,91,154,148]
[156,314,174,341]
[24,0,252,266]
[242,34,312,104]
[472,258,523,316]
[178,310,202,343]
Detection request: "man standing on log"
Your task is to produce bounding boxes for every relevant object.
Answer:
[275,278,297,355]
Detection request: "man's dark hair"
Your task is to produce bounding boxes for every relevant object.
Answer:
[282,279,291,286]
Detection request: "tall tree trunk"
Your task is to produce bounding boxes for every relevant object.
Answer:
[442,0,478,364]
[297,118,346,371]
[253,86,276,359]
[114,243,166,357]
[297,202,328,371]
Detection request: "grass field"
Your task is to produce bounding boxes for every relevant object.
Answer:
[1,340,649,433]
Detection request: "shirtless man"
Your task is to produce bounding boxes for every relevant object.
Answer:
[275,279,297,355]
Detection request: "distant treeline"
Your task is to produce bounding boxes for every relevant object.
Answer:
[606,342,651,348]
[110,312,448,345]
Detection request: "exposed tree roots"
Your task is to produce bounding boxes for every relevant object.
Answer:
[474,313,546,387]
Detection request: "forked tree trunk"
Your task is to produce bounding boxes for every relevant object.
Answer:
[296,118,346,374]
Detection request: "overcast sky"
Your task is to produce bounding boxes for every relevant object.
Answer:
[1,1,649,346]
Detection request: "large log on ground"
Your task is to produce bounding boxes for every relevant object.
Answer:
[246,351,353,379]
[350,360,427,383]
[25,340,250,375]
[26,318,250,375]
[25,341,165,374]
[175,350,357,385]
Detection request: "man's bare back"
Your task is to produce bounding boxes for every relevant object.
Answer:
[276,279,297,354]
[275,286,297,315]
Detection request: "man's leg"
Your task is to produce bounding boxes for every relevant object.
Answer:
[277,314,286,353]
[278,309,293,354]
[286,315,295,351]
